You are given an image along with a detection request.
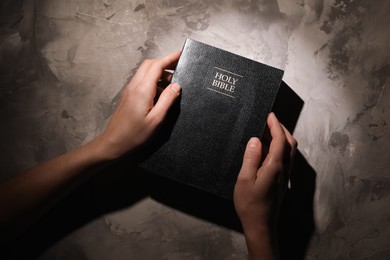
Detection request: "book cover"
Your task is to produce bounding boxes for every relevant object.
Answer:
[139,38,284,200]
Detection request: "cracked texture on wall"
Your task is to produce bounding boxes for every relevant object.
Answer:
[0,0,389,259]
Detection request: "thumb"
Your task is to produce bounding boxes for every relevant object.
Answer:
[237,137,262,183]
[148,83,181,123]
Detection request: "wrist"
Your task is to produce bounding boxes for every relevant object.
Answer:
[84,134,120,163]
[243,225,279,260]
[244,224,274,245]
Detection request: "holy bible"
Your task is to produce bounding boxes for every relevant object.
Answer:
[139,39,284,199]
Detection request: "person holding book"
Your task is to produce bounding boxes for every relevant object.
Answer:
[0,51,297,259]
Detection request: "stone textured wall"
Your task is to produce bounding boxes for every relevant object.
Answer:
[1,0,389,259]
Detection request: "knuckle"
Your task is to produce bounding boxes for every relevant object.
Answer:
[145,119,158,133]
[132,86,146,97]
[142,59,153,65]
[148,113,163,127]
[150,60,163,70]
[163,87,175,99]
[276,161,285,173]
[280,134,288,145]
[236,173,250,184]
[245,152,258,162]
[245,147,260,160]
[159,85,178,102]
[268,157,284,173]
[292,138,298,149]
[282,136,291,151]
[140,59,158,70]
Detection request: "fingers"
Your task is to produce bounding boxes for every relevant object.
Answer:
[143,51,181,86]
[260,113,298,176]
[238,113,298,185]
[280,123,298,159]
[157,70,174,89]
[279,123,297,189]
[160,70,174,82]
[158,51,181,70]
[147,83,181,124]
[129,51,181,89]
[237,137,262,184]
[266,112,287,164]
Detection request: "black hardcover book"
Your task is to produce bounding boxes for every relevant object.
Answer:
[140,39,284,199]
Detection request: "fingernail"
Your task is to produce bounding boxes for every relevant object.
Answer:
[269,112,279,122]
[171,83,181,93]
[248,137,259,148]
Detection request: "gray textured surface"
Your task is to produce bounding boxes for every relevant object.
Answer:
[1,0,389,259]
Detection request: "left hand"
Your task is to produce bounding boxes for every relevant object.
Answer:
[233,113,297,259]
[97,51,182,160]
[0,51,182,244]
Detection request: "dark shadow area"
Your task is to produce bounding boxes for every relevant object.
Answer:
[278,151,316,260]
[3,81,314,260]
[2,159,243,260]
[261,81,304,151]
[273,82,316,259]
[145,168,243,232]
[2,157,149,260]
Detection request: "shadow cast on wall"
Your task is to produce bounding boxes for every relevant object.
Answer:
[279,151,316,260]
[273,81,316,260]
[4,82,316,260]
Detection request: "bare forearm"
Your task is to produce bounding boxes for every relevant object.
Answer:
[0,52,182,244]
[0,136,109,241]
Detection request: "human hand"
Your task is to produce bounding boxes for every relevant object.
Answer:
[0,51,181,244]
[234,112,297,259]
[97,51,182,160]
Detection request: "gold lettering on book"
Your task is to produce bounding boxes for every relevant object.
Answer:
[208,67,243,98]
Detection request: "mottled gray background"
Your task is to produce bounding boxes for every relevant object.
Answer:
[1,0,389,259]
